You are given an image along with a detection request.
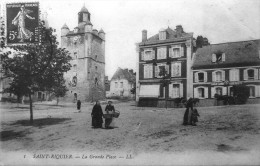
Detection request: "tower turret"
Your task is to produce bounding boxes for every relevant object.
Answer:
[61,23,69,36]
[78,5,90,24]
[98,29,105,40]
[84,20,93,32]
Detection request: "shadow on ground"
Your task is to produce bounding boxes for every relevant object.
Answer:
[10,118,71,128]
[0,130,26,141]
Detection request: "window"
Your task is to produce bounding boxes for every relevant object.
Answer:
[229,69,239,81]
[143,64,153,78]
[248,86,255,97]
[155,64,169,77]
[212,53,225,63]
[171,62,181,77]
[195,71,207,82]
[213,70,225,82]
[159,84,165,98]
[157,47,167,59]
[248,69,254,80]
[244,68,258,80]
[95,55,98,60]
[120,82,123,88]
[72,76,77,87]
[216,87,222,95]
[95,78,98,85]
[159,31,166,40]
[198,73,204,82]
[198,88,205,98]
[95,66,98,71]
[172,48,180,58]
[115,82,118,88]
[142,50,155,61]
[172,84,180,98]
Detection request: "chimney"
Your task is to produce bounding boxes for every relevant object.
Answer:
[176,25,183,37]
[142,30,147,42]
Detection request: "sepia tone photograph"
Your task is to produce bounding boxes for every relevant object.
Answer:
[0,0,260,165]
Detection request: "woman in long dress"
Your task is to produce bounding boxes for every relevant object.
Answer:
[183,97,193,125]
[12,5,35,42]
[91,101,103,128]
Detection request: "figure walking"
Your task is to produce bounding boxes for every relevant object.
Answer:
[191,108,200,126]
[91,101,103,128]
[77,100,81,112]
[183,97,193,125]
[104,101,115,129]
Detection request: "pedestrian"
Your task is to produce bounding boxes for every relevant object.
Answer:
[91,101,103,128]
[77,100,81,112]
[104,101,115,129]
[183,97,193,125]
[191,108,200,126]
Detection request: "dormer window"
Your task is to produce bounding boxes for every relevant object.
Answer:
[212,52,225,63]
[159,29,166,40]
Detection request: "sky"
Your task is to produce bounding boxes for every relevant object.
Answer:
[1,0,260,79]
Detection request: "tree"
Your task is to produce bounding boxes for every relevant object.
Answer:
[193,35,210,52]
[52,76,68,105]
[0,21,72,124]
[233,84,250,104]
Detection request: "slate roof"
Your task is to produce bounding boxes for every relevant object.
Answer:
[144,27,193,43]
[79,6,89,13]
[61,23,69,29]
[192,39,260,69]
[111,68,136,83]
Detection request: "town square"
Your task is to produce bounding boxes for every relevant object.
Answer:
[0,0,260,165]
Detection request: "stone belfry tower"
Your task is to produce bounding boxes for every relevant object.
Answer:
[61,5,106,102]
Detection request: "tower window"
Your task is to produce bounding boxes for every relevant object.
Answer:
[248,69,254,80]
[95,55,98,60]
[95,66,97,70]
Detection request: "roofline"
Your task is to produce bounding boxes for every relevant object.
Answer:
[209,39,260,46]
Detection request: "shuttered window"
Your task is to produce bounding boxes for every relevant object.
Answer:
[194,86,208,99]
[169,45,183,58]
[143,64,153,78]
[229,69,239,81]
[169,83,183,98]
[171,62,182,77]
[155,63,169,78]
[157,47,167,59]
[143,49,155,61]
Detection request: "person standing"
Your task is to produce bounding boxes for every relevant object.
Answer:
[91,101,103,128]
[104,101,115,129]
[77,100,81,112]
[183,97,193,125]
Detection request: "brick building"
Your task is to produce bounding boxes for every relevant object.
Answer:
[136,25,194,107]
[192,39,260,106]
[61,5,106,102]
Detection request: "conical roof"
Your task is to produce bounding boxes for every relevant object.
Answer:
[99,28,105,34]
[79,5,89,13]
[61,23,69,29]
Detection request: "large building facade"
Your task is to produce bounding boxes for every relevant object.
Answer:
[192,39,260,106]
[136,25,194,107]
[61,6,106,102]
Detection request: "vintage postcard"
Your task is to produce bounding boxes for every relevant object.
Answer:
[0,0,260,165]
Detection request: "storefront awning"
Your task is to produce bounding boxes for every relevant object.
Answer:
[139,85,160,98]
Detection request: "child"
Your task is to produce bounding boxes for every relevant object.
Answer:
[191,108,200,126]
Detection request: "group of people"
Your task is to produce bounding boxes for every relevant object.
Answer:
[183,97,200,126]
[77,100,116,129]
[91,101,116,129]
[76,97,199,128]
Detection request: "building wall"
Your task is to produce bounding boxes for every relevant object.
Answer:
[109,79,134,97]
[193,66,260,106]
[62,32,105,102]
[137,38,193,107]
